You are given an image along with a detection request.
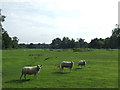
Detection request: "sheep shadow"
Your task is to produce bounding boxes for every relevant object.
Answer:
[75,67,82,69]
[5,79,31,83]
[74,67,83,71]
[53,72,71,74]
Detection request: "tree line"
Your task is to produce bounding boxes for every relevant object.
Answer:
[50,27,120,49]
[2,26,120,49]
[19,27,120,49]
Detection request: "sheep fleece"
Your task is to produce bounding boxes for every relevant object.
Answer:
[22,66,40,75]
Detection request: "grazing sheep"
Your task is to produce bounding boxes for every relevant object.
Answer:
[60,61,74,72]
[20,65,42,80]
[78,60,86,68]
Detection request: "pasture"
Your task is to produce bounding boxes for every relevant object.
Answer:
[2,49,118,88]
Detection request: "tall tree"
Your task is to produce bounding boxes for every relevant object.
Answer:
[51,38,62,49]
[89,38,104,49]
[61,37,71,49]
[69,38,76,48]
[12,36,19,48]
[2,30,12,49]
[0,9,6,49]
[110,25,120,48]
[76,38,88,48]
[1,9,19,49]
[104,37,111,48]
[77,38,86,48]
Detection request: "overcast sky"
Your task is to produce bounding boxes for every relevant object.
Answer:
[0,0,119,44]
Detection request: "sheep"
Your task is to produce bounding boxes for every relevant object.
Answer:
[20,65,42,80]
[78,60,86,68]
[60,61,74,72]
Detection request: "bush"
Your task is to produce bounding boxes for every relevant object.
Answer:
[72,48,92,52]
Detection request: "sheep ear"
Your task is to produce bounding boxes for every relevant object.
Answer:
[37,65,40,68]
[40,65,42,67]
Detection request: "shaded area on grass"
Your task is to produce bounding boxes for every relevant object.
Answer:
[75,67,82,69]
[5,79,31,83]
[53,72,71,74]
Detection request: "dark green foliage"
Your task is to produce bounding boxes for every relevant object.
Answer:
[26,43,50,49]
[51,37,88,49]
[61,37,72,48]
[104,37,111,48]
[72,48,92,52]
[50,27,120,49]
[110,28,120,48]
[2,29,19,49]
[3,27,120,49]
[76,38,88,48]
[12,36,19,48]
[89,38,104,49]
[51,38,62,49]
[19,43,26,48]
[2,30,12,49]
[88,28,120,49]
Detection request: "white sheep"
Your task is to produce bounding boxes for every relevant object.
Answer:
[60,61,74,72]
[20,65,42,80]
[78,60,86,68]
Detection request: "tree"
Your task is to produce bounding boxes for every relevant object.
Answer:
[110,27,120,48]
[75,38,88,48]
[104,37,111,48]
[51,37,88,49]
[2,30,12,49]
[61,37,73,49]
[69,38,76,48]
[76,38,88,48]
[0,9,19,49]
[89,38,104,49]
[84,42,88,48]
[12,36,19,48]
[29,43,34,48]
[51,38,62,49]
[0,9,6,49]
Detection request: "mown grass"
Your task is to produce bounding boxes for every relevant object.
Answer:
[2,49,118,88]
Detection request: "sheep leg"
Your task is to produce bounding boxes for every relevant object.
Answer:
[61,67,63,72]
[24,74,26,80]
[20,73,23,80]
[70,68,72,72]
[34,74,37,79]
[78,64,81,68]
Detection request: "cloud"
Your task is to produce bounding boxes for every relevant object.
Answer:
[0,0,119,43]
[0,0,32,2]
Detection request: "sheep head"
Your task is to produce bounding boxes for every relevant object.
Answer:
[37,65,42,71]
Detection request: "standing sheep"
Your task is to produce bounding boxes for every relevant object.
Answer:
[78,60,86,68]
[60,61,74,72]
[20,65,42,80]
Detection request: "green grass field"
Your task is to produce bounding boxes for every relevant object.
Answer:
[2,49,118,88]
